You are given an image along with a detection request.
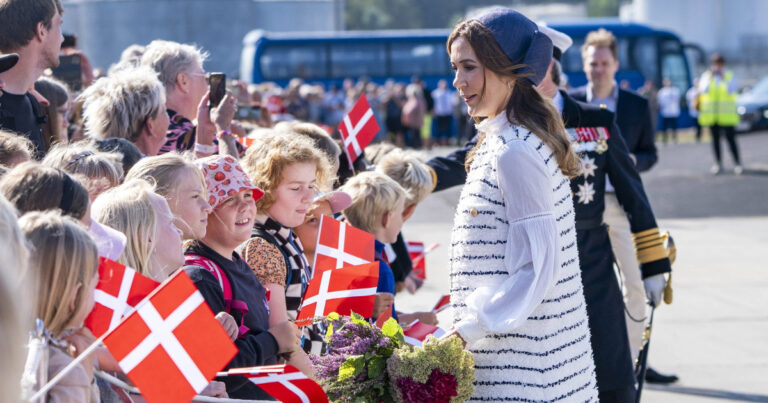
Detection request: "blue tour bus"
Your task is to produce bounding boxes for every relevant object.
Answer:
[240,21,695,124]
[241,22,693,91]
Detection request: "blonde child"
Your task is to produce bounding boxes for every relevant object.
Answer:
[375,149,436,293]
[91,178,185,281]
[238,132,333,373]
[125,153,212,240]
[42,141,123,201]
[340,171,437,325]
[19,211,100,402]
[90,178,230,399]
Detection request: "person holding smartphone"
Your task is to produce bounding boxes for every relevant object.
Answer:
[140,40,237,157]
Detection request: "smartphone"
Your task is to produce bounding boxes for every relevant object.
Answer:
[51,54,82,91]
[208,72,226,108]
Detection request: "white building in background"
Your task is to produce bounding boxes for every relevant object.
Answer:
[61,0,344,76]
[621,0,768,65]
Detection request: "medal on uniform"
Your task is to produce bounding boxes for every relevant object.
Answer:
[595,139,608,154]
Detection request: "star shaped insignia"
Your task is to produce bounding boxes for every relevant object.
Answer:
[580,156,597,178]
[576,181,595,205]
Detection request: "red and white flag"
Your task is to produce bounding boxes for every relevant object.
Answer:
[223,365,328,403]
[403,320,447,347]
[338,94,379,168]
[103,270,238,403]
[314,215,375,272]
[84,258,159,337]
[432,294,451,314]
[406,241,439,280]
[296,262,379,326]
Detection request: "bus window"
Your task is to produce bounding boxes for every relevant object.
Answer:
[633,37,658,83]
[660,39,689,93]
[260,44,327,80]
[330,43,386,78]
[390,42,449,77]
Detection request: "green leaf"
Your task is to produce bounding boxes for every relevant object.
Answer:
[368,356,385,379]
[337,355,364,381]
[350,311,369,327]
[381,318,404,346]
[381,318,402,337]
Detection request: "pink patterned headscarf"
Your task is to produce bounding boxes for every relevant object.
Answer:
[195,155,264,209]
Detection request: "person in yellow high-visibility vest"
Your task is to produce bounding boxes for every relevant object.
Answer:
[697,53,742,174]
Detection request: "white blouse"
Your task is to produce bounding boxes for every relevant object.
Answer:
[455,114,560,343]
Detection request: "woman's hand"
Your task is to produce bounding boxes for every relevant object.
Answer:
[215,311,239,340]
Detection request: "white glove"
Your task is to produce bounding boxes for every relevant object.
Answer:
[643,274,666,307]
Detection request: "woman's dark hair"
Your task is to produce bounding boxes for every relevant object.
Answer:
[0,162,89,219]
[448,19,580,178]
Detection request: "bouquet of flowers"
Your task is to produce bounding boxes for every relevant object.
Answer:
[387,335,474,403]
[309,312,405,402]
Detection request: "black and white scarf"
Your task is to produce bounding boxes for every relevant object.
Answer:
[256,215,325,355]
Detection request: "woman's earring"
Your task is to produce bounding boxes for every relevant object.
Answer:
[507,82,512,90]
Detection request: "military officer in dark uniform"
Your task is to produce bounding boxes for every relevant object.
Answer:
[426,25,672,403]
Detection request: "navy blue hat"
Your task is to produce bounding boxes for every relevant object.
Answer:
[475,8,553,85]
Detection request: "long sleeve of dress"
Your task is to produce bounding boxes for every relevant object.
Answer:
[455,140,560,344]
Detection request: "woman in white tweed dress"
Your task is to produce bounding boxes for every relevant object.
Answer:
[447,9,598,401]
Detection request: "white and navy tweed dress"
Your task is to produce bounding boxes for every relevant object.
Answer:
[451,115,598,402]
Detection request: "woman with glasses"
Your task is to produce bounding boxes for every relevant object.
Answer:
[140,40,236,157]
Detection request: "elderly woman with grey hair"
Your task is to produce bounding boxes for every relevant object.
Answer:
[140,40,237,157]
[80,67,169,157]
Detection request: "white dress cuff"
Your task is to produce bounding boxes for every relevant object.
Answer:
[455,316,485,345]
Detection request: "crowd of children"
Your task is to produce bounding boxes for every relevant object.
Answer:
[1,113,438,401]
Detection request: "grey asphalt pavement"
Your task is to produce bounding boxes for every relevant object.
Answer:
[396,130,768,402]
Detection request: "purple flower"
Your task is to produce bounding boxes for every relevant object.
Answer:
[396,369,458,403]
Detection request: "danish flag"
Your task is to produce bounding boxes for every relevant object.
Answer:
[103,270,237,403]
[403,320,447,347]
[237,136,256,148]
[314,215,375,272]
[338,94,379,168]
[296,262,379,326]
[432,294,451,314]
[84,258,159,337]
[406,241,439,280]
[222,365,328,403]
